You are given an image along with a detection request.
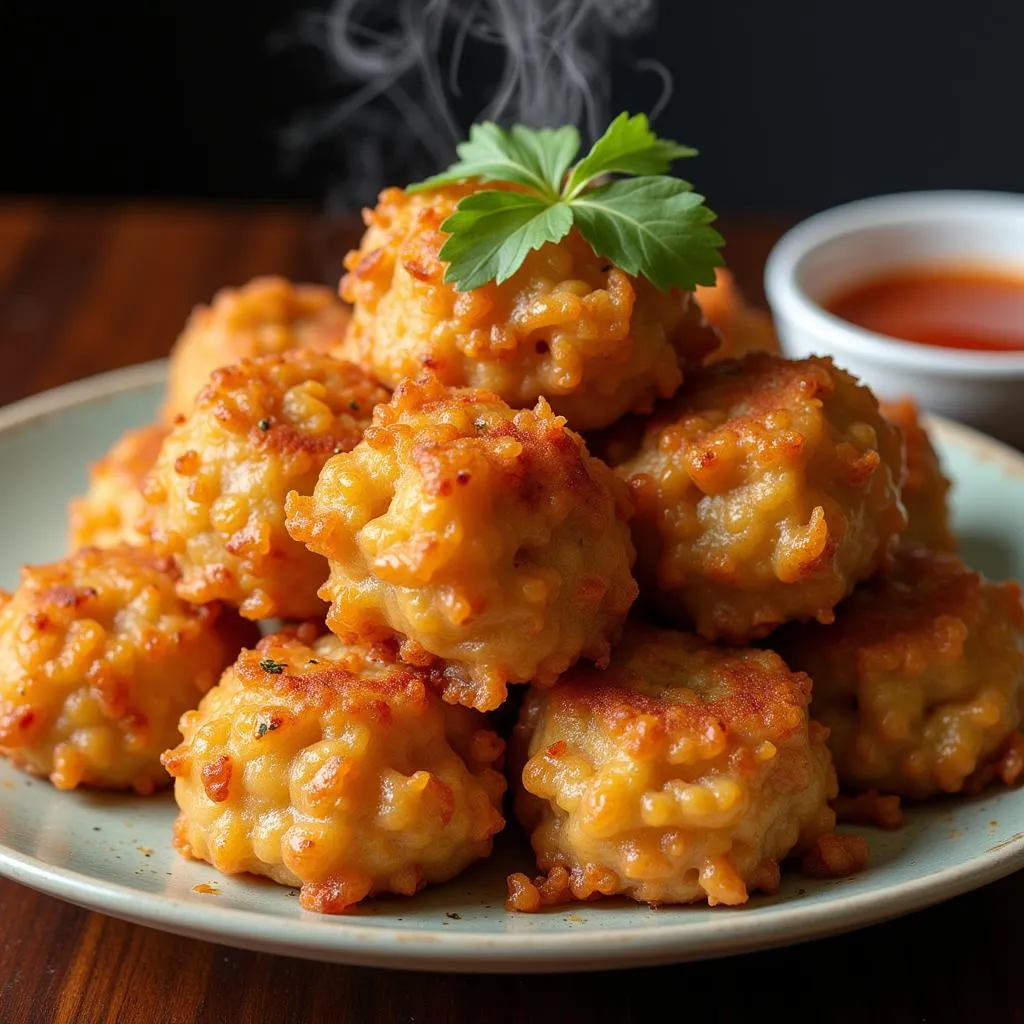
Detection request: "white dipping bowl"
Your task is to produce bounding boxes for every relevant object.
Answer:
[763,191,1024,448]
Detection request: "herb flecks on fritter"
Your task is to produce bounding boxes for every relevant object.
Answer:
[164,625,506,914]
[143,349,389,620]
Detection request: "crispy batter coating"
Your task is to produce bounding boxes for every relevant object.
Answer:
[163,277,351,422]
[613,353,907,641]
[881,398,956,552]
[285,373,638,711]
[68,424,170,551]
[163,626,506,913]
[695,268,780,362]
[337,184,719,431]
[773,547,1024,798]
[143,350,389,620]
[0,545,255,793]
[506,623,838,910]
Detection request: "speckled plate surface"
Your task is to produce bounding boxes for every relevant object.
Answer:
[0,361,1022,973]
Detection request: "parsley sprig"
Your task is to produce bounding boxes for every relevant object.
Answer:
[408,113,724,293]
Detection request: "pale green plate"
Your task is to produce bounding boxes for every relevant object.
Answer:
[0,361,1021,973]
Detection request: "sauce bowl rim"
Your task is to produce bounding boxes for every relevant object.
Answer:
[763,189,1024,375]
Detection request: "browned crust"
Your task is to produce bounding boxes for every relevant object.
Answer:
[163,276,353,423]
[337,183,718,430]
[196,349,388,454]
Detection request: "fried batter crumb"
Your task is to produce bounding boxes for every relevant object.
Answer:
[833,790,904,830]
[800,833,869,878]
[504,867,574,913]
[963,732,1024,793]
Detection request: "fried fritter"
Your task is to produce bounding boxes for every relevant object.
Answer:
[285,373,638,711]
[881,398,956,552]
[143,350,389,620]
[163,626,506,914]
[506,623,841,910]
[163,277,351,422]
[773,547,1024,798]
[68,424,169,551]
[612,353,907,641]
[337,183,719,431]
[0,545,255,793]
[695,267,780,362]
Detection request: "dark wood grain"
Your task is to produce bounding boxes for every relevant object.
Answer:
[0,202,1020,1024]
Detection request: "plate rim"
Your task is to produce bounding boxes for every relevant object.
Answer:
[0,361,1023,973]
[0,359,167,434]
[2,788,1023,973]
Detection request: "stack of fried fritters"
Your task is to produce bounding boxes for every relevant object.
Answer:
[2,185,1021,916]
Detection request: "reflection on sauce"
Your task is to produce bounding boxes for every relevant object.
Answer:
[826,266,1024,352]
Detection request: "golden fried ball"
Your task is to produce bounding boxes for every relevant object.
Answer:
[773,547,1024,799]
[613,353,907,642]
[0,545,255,794]
[143,350,390,621]
[163,626,507,914]
[695,267,780,362]
[163,277,351,422]
[285,373,638,711]
[881,398,956,552]
[337,183,719,431]
[68,424,169,551]
[506,623,840,910]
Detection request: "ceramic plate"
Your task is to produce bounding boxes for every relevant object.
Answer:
[0,362,1022,974]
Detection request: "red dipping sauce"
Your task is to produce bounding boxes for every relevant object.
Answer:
[826,267,1024,352]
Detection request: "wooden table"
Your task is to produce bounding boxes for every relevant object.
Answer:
[0,202,1020,1023]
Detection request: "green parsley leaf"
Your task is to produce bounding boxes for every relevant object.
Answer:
[438,190,574,290]
[507,124,580,196]
[406,113,722,294]
[407,122,577,200]
[571,177,724,292]
[563,112,697,198]
[258,658,286,674]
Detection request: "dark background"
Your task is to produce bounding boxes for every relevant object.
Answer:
[3,0,1022,215]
